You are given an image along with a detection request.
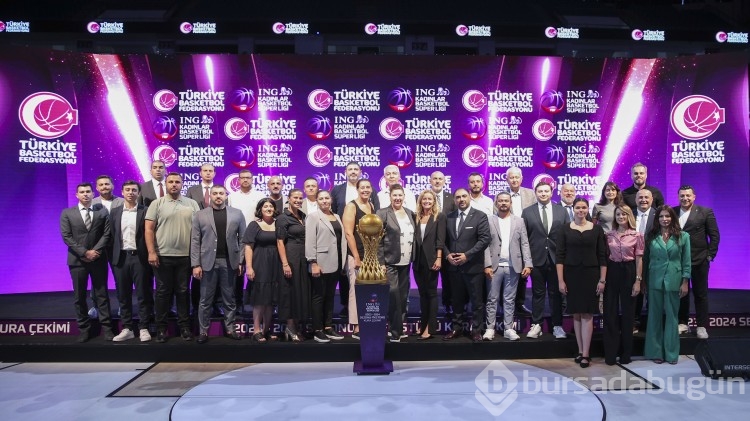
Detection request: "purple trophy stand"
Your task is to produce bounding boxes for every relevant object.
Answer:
[353,283,393,375]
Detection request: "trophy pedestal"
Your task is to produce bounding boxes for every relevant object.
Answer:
[353,283,392,375]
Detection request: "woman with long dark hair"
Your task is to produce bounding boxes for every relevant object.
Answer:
[643,205,691,364]
[592,181,623,233]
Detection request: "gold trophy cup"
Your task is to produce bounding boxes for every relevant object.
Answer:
[355,213,387,284]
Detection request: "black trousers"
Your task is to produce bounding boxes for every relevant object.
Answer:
[515,276,527,309]
[603,260,636,364]
[415,263,439,334]
[531,260,563,328]
[440,264,452,309]
[449,270,486,332]
[154,256,191,331]
[69,259,112,332]
[311,272,338,331]
[679,261,710,327]
[112,252,153,331]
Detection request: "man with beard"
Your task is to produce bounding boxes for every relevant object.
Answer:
[622,162,664,211]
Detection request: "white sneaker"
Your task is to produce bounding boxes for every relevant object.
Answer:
[139,329,152,342]
[113,328,134,342]
[504,329,520,341]
[527,324,543,338]
[482,330,495,341]
[696,327,709,339]
[553,326,567,339]
[678,324,689,334]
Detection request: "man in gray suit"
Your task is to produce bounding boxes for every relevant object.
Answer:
[191,185,246,343]
[60,182,114,342]
[185,163,216,313]
[506,166,536,316]
[483,191,533,341]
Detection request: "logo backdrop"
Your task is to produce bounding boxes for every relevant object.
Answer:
[1,49,747,293]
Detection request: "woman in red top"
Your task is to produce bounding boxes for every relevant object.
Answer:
[602,205,644,365]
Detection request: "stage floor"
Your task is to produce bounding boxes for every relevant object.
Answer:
[0,357,746,421]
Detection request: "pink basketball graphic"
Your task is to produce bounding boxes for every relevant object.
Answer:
[543,145,566,169]
[306,115,333,140]
[631,29,644,41]
[180,22,193,34]
[87,22,100,33]
[273,22,286,34]
[532,119,556,141]
[715,31,728,43]
[152,145,177,167]
[462,145,486,167]
[533,174,557,191]
[456,25,468,36]
[670,95,725,140]
[307,144,332,167]
[462,90,487,112]
[152,116,177,141]
[153,89,178,112]
[308,89,332,112]
[224,174,242,193]
[224,117,249,140]
[540,90,565,113]
[230,88,256,111]
[365,23,378,35]
[545,27,557,38]
[379,118,404,140]
[231,144,255,169]
[462,116,486,140]
[18,92,79,139]
[0,22,5,32]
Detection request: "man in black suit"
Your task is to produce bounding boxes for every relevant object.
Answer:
[443,188,491,342]
[622,162,665,211]
[430,171,456,316]
[521,181,567,339]
[186,163,215,210]
[139,160,166,207]
[109,181,154,342]
[677,185,720,339]
[330,161,380,318]
[59,182,114,342]
[633,189,656,332]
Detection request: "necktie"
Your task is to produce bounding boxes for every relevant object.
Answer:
[542,205,549,234]
[566,205,573,221]
[158,182,164,197]
[204,186,210,207]
[84,208,92,230]
[638,212,647,233]
[457,211,465,236]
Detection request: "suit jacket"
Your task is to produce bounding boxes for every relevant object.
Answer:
[377,206,416,265]
[108,204,150,266]
[623,184,665,211]
[681,205,720,266]
[636,207,657,235]
[643,232,691,291]
[444,207,491,274]
[484,214,533,274]
[436,190,457,215]
[186,184,212,209]
[60,206,111,266]
[521,202,567,266]
[512,187,537,213]
[331,182,380,218]
[190,206,246,270]
[139,179,161,207]
[92,196,125,213]
[305,211,347,274]
[414,212,446,269]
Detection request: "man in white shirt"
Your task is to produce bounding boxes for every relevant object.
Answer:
[92,175,125,213]
[301,177,320,215]
[467,172,494,216]
[377,165,417,211]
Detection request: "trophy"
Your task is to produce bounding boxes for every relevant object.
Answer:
[355,213,386,284]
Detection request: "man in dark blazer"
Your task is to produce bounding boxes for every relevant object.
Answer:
[633,188,657,331]
[59,182,114,342]
[109,181,154,342]
[139,160,166,207]
[330,161,380,317]
[190,185,246,343]
[622,162,664,211]
[376,185,416,342]
[677,185,720,339]
[430,171,456,316]
[443,188,491,342]
[507,167,537,317]
[521,181,567,339]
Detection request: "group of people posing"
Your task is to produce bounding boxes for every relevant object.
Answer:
[60,160,719,368]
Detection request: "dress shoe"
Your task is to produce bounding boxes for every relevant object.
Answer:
[156,331,168,343]
[181,328,194,341]
[417,334,434,341]
[113,328,134,342]
[471,331,483,342]
[619,358,632,365]
[196,333,209,344]
[225,331,242,341]
[442,329,463,341]
[77,331,90,343]
[103,330,116,341]
[516,305,531,316]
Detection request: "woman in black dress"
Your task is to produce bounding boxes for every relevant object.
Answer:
[557,197,607,367]
[243,198,281,342]
[276,189,309,342]
[412,189,446,340]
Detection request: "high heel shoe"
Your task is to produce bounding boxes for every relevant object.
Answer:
[285,327,302,342]
[579,357,591,368]
[251,332,266,343]
[574,353,583,364]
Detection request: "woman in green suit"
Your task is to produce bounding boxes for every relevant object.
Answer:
[643,205,691,364]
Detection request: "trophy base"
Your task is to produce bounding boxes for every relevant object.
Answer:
[353,360,393,375]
